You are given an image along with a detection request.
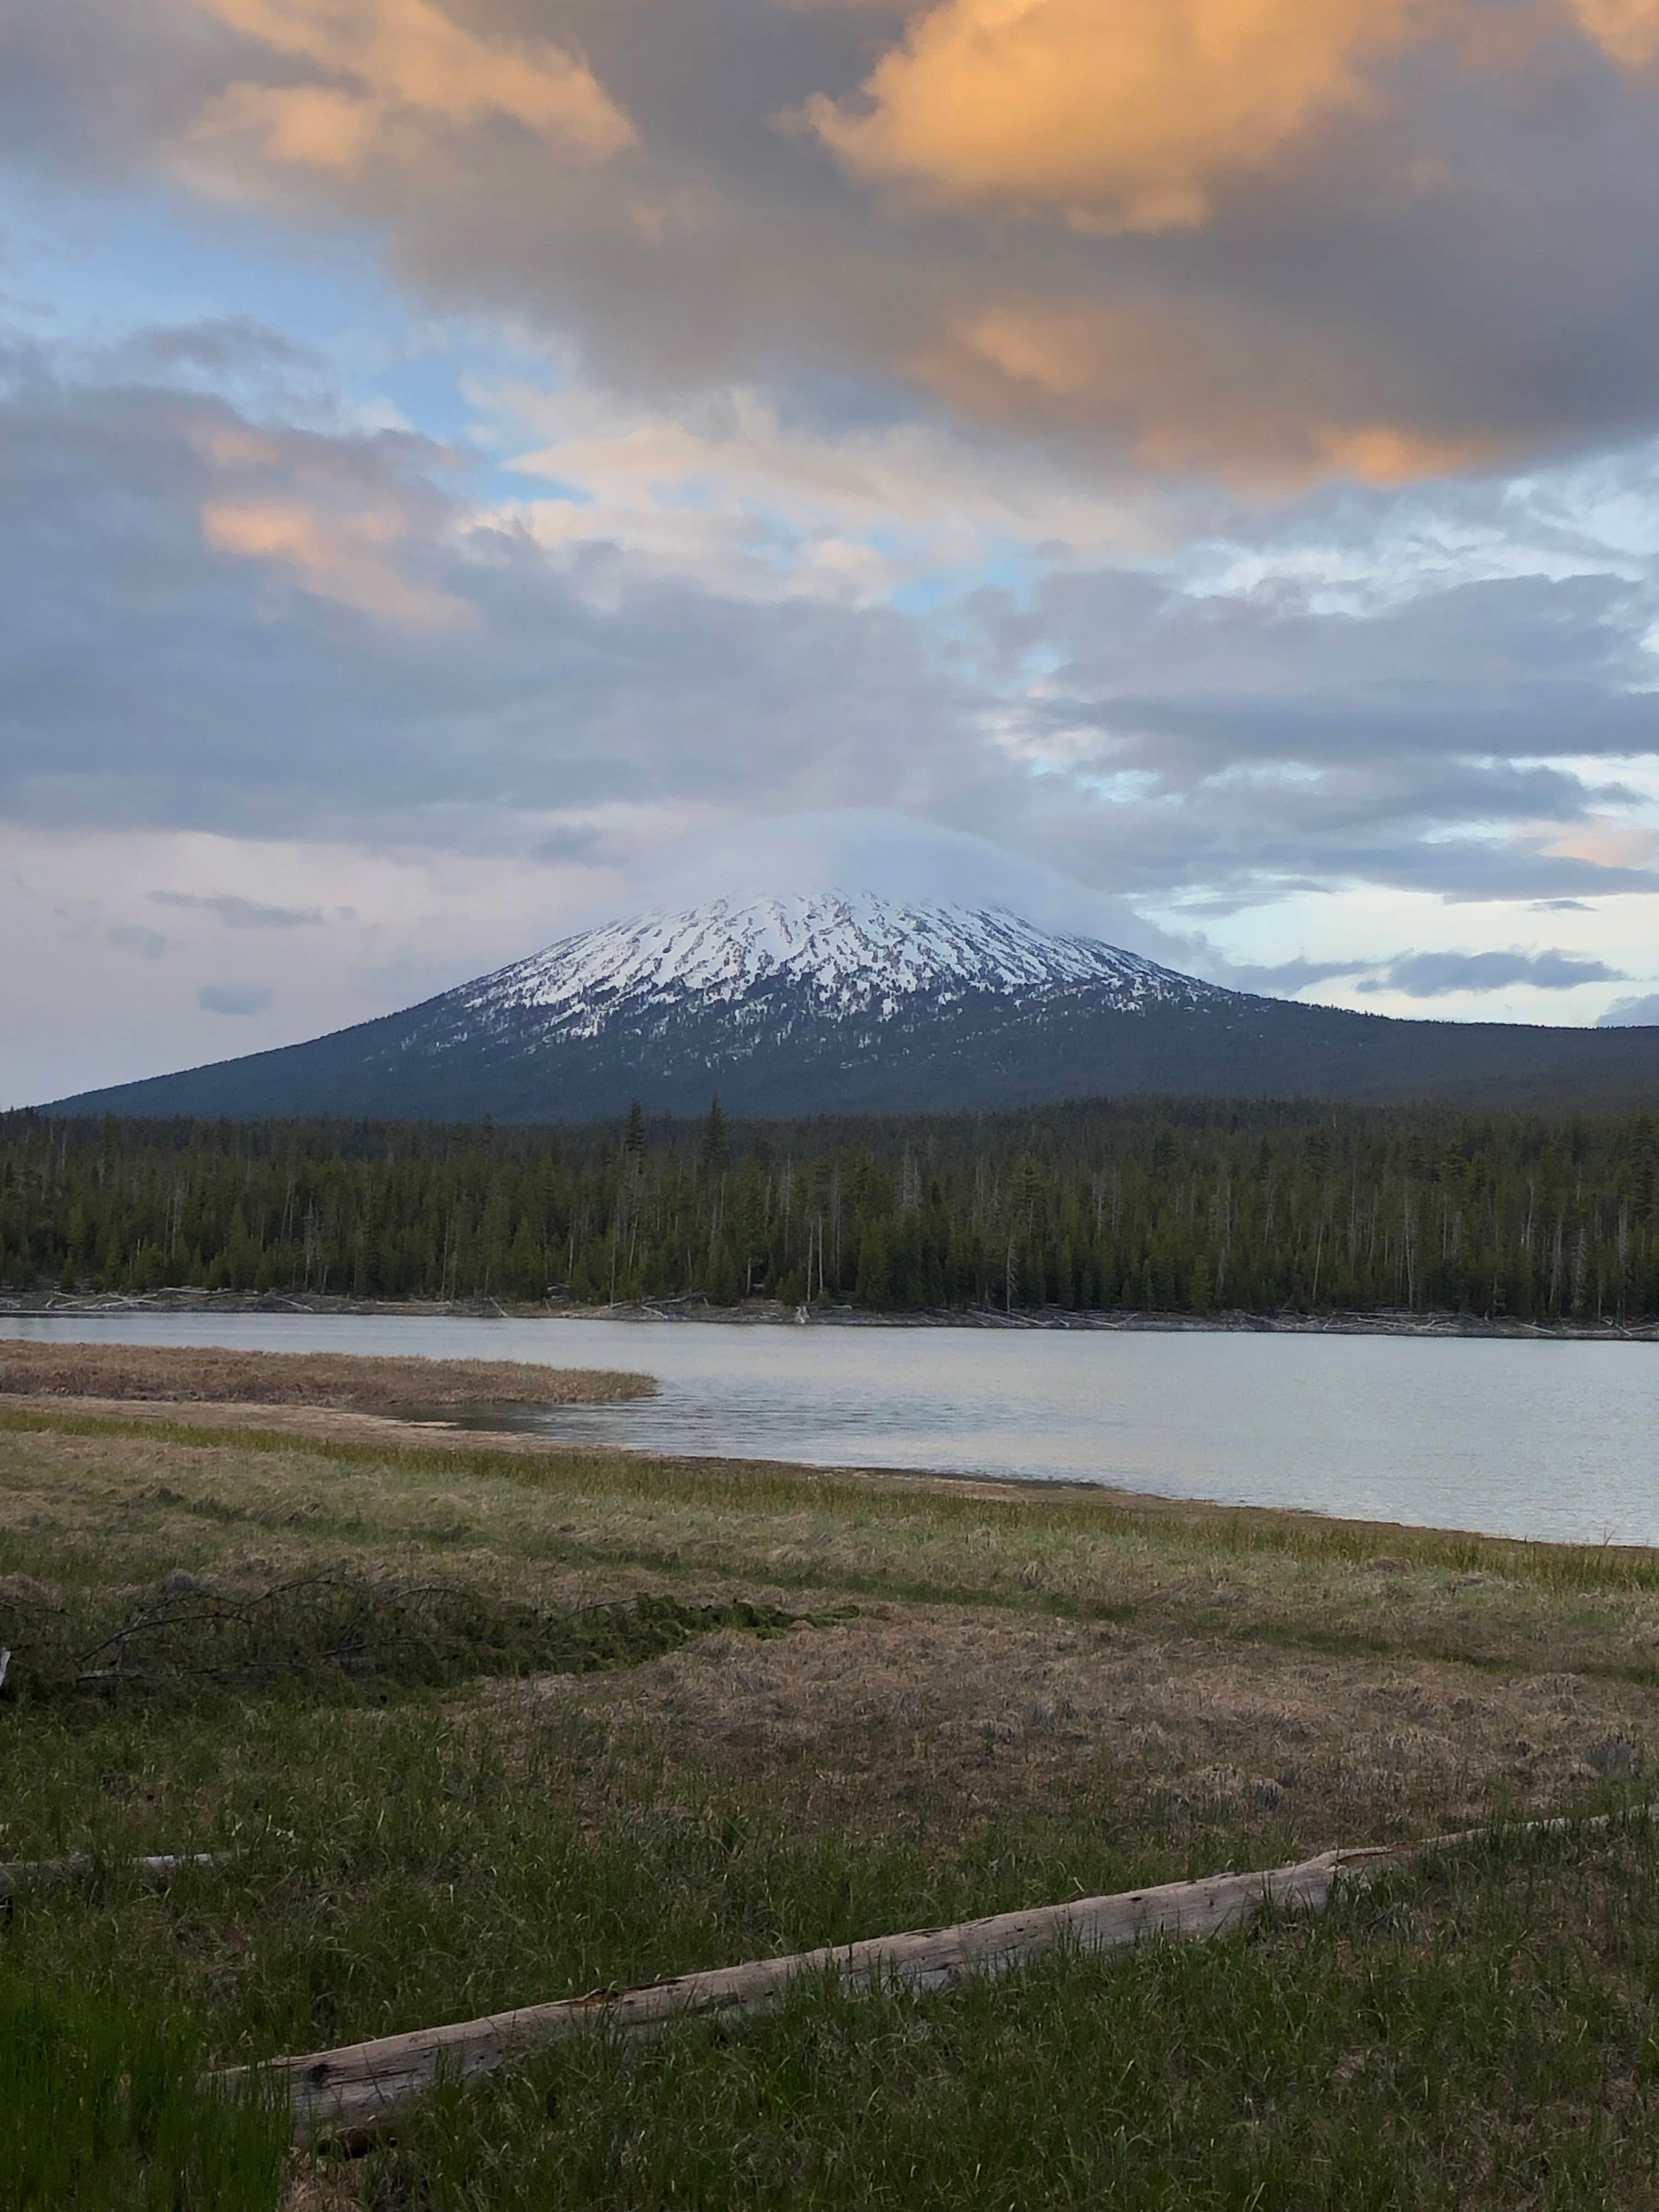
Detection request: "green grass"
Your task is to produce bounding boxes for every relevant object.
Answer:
[10,1408,1659,1709]
[9,1406,1659,2204]
[0,1983,286,2212]
[9,1697,1659,2208]
[368,1822,1659,2211]
[8,1402,1659,1597]
[2,1697,1165,2051]
[4,1576,832,1706]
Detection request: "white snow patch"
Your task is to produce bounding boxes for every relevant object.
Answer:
[452,891,1221,1040]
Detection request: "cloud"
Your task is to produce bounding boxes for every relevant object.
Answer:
[106,924,168,960]
[0,332,983,849]
[177,0,635,190]
[1217,954,1374,996]
[917,296,1505,487]
[1358,948,1628,997]
[488,367,1203,601]
[4,321,1659,944]
[150,891,326,928]
[805,0,1659,246]
[531,825,606,864]
[1565,0,1659,69]
[1599,990,1659,1026]
[179,409,475,627]
[200,493,469,628]
[803,0,1426,234]
[198,980,274,1014]
[14,0,1659,492]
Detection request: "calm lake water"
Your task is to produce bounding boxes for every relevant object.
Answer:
[4,1311,1657,1547]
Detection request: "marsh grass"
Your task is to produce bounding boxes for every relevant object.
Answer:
[4,1402,1651,1595]
[8,1403,1659,2205]
[369,1821,1659,2212]
[0,1982,286,2211]
[8,1409,1659,1707]
[3,1575,824,1706]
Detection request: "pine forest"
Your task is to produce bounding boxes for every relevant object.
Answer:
[6,1097,1659,1323]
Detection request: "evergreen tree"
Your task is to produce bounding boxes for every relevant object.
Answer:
[11,1094,1659,1323]
[699,1095,729,1175]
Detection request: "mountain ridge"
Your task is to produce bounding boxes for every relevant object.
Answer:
[40,890,1659,1121]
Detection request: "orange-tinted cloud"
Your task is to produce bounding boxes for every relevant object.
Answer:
[1563,0,1659,66]
[804,0,1659,232]
[202,494,471,627]
[930,300,1500,483]
[14,0,1659,500]
[182,0,635,182]
[804,0,1433,231]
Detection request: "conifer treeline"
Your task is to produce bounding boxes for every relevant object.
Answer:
[5,1097,1659,1320]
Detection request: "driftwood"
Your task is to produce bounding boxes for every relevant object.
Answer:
[266,1844,1409,2144]
[0,1849,216,1903]
[243,1802,1656,2147]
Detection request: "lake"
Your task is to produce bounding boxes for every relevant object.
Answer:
[4,1311,1658,1547]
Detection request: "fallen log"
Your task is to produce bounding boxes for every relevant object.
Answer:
[0,1849,216,1902]
[266,1845,1398,2144]
[247,1800,1657,2147]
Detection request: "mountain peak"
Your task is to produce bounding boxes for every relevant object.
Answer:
[467,889,1216,1034]
[44,880,1659,1123]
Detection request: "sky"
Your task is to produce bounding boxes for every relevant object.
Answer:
[7,0,1659,1105]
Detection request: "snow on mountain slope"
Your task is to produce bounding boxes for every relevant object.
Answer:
[451,891,1225,1039]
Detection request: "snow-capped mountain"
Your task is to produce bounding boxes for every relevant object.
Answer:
[46,890,1659,1121]
[453,893,1225,1037]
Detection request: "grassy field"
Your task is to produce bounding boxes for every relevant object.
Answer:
[5,1385,1659,2207]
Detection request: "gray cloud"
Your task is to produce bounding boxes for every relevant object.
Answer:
[106,923,167,960]
[531,825,607,864]
[1359,949,1627,998]
[198,981,273,1015]
[12,0,1659,490]
[981,560,1659,905]
[1599,994,1659,1028]
[1183,943,1635,1003]
[1015,568,1659,764]
[151,891,326,928]
[3,326,1659,925]
[0,335,979,845]
[1216,955,1372,996]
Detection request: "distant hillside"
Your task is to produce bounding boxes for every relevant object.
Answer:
[43,890,1659,1120]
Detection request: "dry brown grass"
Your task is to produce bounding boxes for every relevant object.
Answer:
[4,1404,1657,1865]
[535,1601,1649,1856]
[0,1340,653,1415]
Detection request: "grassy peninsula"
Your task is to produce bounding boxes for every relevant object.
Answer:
[0,1339,654,1415]
[5,1353,1659,2205]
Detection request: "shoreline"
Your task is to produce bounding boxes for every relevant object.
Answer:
[5,1390,1654,1558]
[3,1285,1658,1342]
